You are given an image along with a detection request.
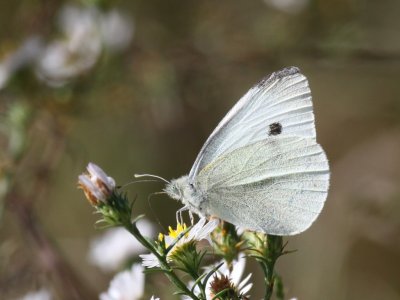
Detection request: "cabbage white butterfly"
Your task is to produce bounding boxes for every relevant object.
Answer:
[141,67,329,235]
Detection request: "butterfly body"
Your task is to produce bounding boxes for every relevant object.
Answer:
[165,67,330,236]
[165,176,206,216]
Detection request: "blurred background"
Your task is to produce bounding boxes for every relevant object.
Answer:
[0,0,399,299]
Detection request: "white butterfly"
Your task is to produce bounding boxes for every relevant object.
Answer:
[141,67,330,236]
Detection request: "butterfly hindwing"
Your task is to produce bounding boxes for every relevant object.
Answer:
[196,136,329,235]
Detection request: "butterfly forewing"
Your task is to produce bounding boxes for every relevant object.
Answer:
[189,67,316,181]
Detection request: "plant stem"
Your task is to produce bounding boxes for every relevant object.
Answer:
[262,235,283,300]
[191,270,207,300]
[127,222,200,300]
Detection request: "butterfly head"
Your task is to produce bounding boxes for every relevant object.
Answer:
[164,176,189,201]
[164,175,205,215]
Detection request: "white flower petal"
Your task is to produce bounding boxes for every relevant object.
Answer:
[89,219,155,272]
[195,218,218,240]
[79,174,106,201]
[264,0,309,14]
[0,37,43,90]
[132,264,145,297]
[164,235,175,246]
[100,10,133,52]
[240,282,253,295]
[187,217,206,240]
[237,272,253,295]
[107,176,116,189]
[230,254,246,286]
[87,163,115,190]
[237,273,252,291]
[201,253,252,296]
[19,288,52,300]
[100,264,145,300]
[78,174,93,188]
[140,253,160,268]
[36,5,102,86]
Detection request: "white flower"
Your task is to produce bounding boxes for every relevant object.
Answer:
[35,4,133,87]
[36,5,102,86]
[0,37,43,89]
[140,217,218,268]
[100,264,145,300]
[100,10,134,52]
[89,219,156,272]
[263,0,309,14]
[78,162,116,205]
[19,288,52,300]
[150,297,159,300]
[185,254,252,300]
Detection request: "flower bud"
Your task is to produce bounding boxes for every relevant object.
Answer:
[78,162,115,205]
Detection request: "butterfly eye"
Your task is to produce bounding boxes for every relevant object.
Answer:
[268,122,282,136]
[173,185,179,194]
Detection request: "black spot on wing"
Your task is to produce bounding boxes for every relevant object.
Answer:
[268,122,282,136]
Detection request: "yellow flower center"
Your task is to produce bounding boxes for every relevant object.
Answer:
[158,222,188,248]
[168,223,187,239]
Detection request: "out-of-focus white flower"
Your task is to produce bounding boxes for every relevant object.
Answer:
[100,264,145,300]
[89,219,156,272]
[140,217,218,268]
[78,162,116,206]
[264,0,309,14]
[36,38,101,87]
[0,37,43,89]
[36,4,133,87]
[100,10,134,52]
[36,5,102,86]
[19,288,52,300]
[150,296,160,300]
[184,254,252,300]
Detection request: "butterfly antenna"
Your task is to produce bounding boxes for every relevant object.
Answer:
[147,191,167,232]
[119,179,160,188]
[120,179,160,189]
[134,173,170,184]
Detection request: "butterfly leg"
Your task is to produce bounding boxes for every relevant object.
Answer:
[188,209,194,225]
[176,206,188,225]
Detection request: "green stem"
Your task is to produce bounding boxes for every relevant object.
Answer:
[126,223,200,300]
[261,235,283,300]
[263,260,275,300]
[190,270,207,300]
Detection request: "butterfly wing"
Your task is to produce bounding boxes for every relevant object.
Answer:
[196,136,329,235]
[189,67,316,181]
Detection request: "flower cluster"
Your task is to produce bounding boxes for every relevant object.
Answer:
[0,3,133,90]
[37,4,133,87]
[78,162,288,300]
[140,217,218,269]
